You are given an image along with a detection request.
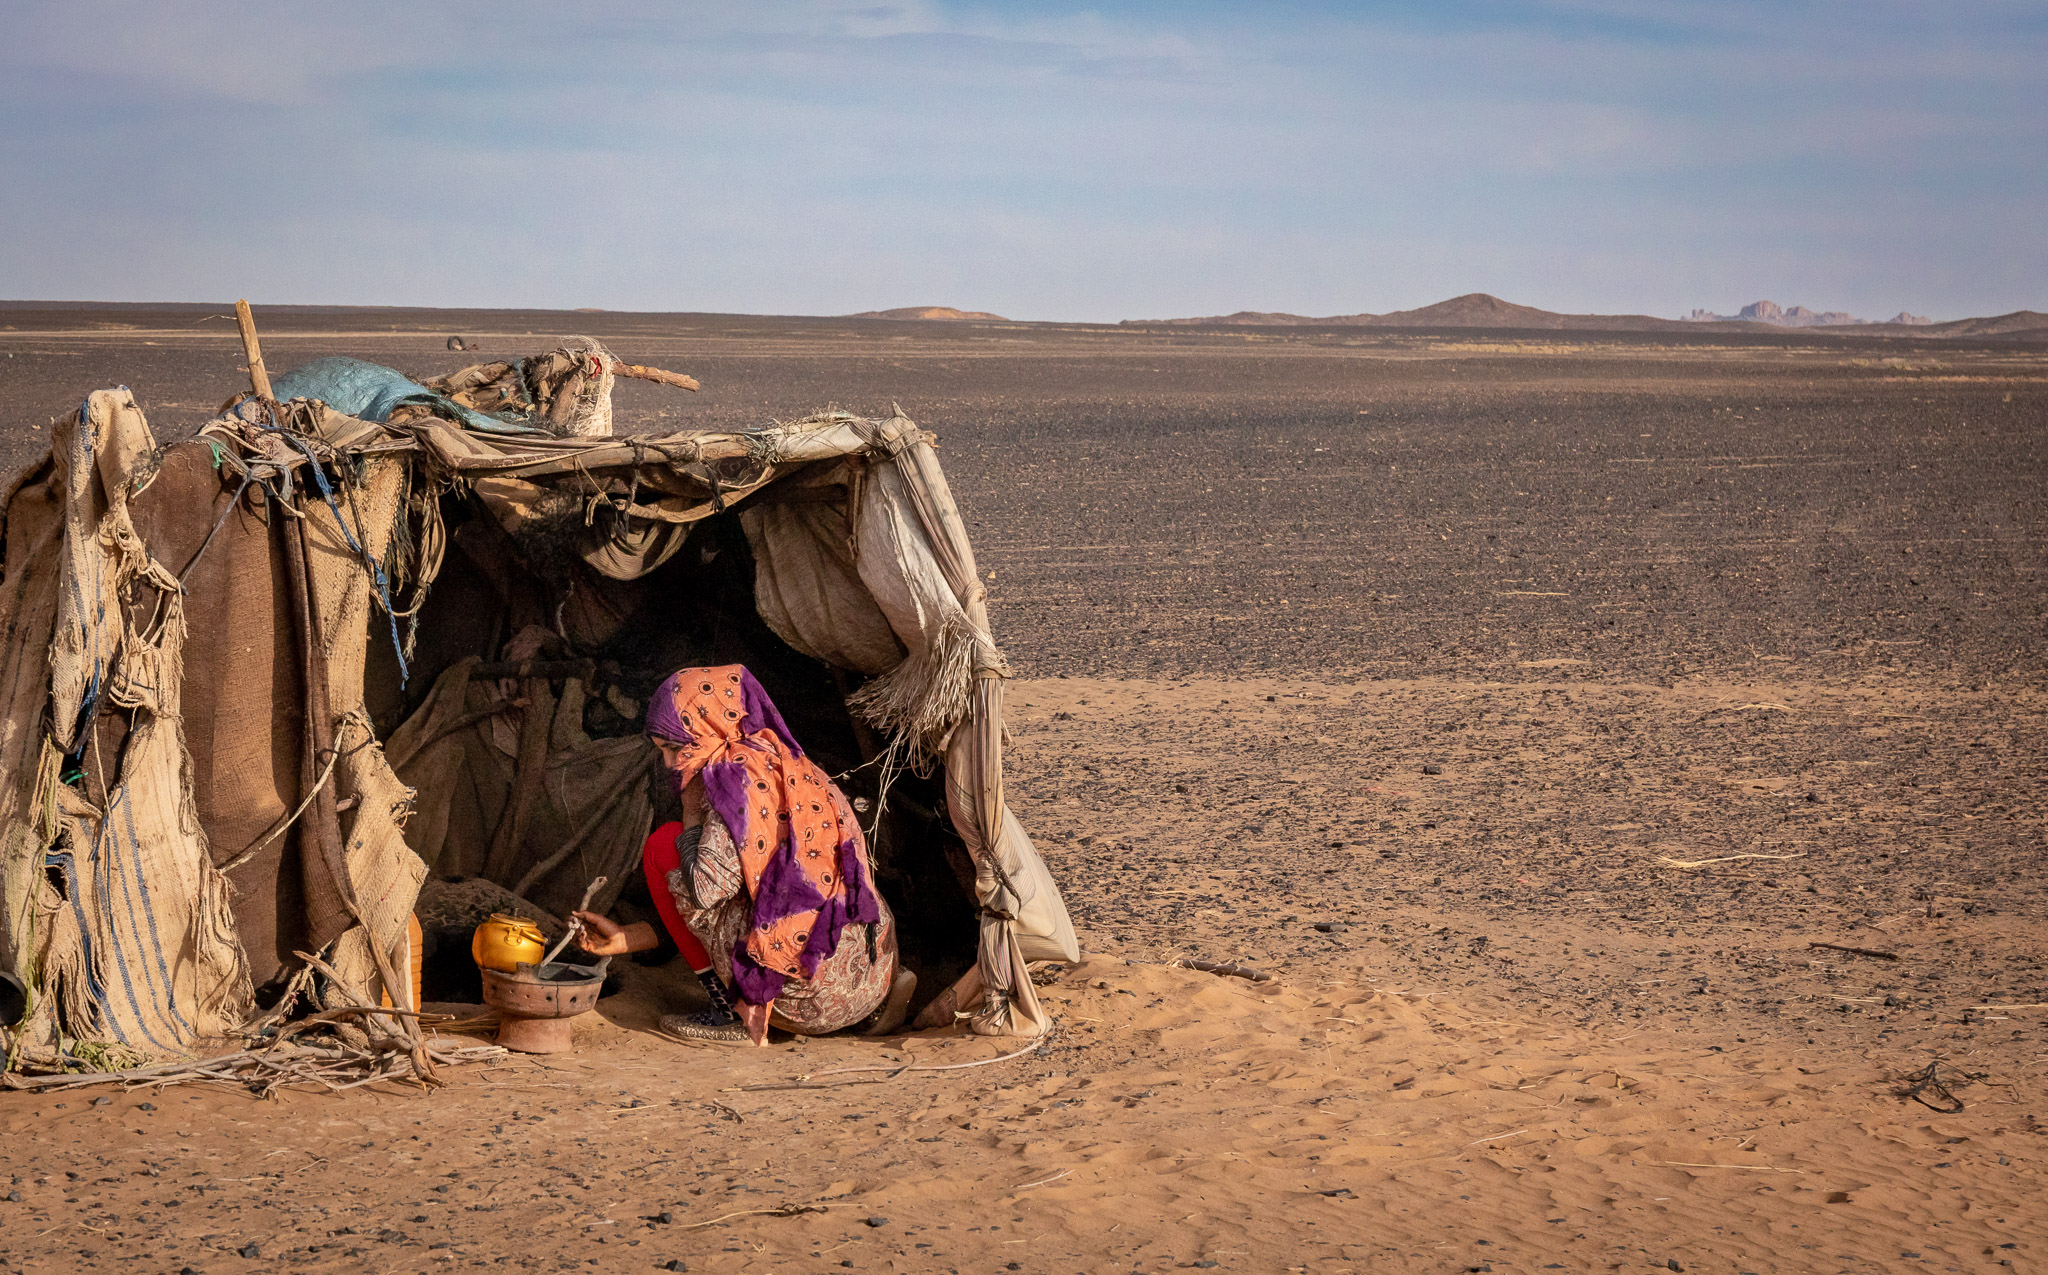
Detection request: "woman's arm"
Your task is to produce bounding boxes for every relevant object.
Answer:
[573,912,660,958]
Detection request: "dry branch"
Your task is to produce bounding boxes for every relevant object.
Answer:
[541,876,609,966]
[730,1036,1047,1092]
[1658,852,1805,869]
[1808,942,1900,962]
[677,1203,828,1230]
[1,1040,502,1095]
[1173,958,1276,983]
[615,363,701,392]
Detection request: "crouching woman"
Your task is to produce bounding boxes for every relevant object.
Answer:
[574,665,914,1045]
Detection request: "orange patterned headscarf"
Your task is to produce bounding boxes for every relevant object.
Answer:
[645,665,879,1004]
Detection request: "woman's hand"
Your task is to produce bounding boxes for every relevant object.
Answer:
[572,911,646,958]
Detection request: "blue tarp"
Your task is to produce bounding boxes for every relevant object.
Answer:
[268,356,542,434]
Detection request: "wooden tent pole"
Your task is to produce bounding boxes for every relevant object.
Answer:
[614,362,701,392]
[234,298,274,401]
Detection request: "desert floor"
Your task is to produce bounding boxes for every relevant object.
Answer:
[0,306,2043,1274]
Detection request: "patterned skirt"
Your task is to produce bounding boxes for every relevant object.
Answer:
[667,815,897,1034]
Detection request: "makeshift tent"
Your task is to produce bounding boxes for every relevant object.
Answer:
[0,353,1076,1073]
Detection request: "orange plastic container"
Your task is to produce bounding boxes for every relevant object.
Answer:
[409,913,423,1009]
[381,913,426,1011]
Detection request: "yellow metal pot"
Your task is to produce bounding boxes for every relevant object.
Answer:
[472,913,546,974]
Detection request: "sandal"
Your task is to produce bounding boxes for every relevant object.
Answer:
[857,968,919,1036]
[658,1012,753,1044]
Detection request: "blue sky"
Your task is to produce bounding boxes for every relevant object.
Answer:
[2,1,2041,321]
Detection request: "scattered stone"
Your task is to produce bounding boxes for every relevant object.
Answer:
[1422,764,1443,775]
[1313,922,1348,933]
[864,1216,889,1227]
[239,1243,261,1259]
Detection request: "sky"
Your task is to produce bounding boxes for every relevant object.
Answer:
[2,1,2042,322]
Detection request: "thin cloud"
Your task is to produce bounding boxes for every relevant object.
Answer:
[0,0,2040,319]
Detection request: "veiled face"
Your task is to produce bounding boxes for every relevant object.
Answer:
[652,737,687,771]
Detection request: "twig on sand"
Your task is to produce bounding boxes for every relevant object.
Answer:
[678,1203,828,1230]
[1972,1003,2048,1011]
[1899,1059,1980,1114]
[1466,1129,1528,1147]
[729,1036,1047,1092]
[0,1040,503,1094]
[816,1036,1045,1077]
[1658,853,1805,869]
[1013,1169,1071,1191]
[1655,1161,1805,1174]
[1809,942,1900,961]
[1173,958,1275,983]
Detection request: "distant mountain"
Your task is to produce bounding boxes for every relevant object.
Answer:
[1123,293,1691,332]
[849,306,1007,321]
[1378,293,1683,330]
[1685,300,1868,327]
[1151,309,1378,326]
[1904,310,2048,339]
[1122,293,2048,339]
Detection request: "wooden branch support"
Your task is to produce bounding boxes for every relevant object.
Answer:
[615,363,700,392]
[235,299,274,401]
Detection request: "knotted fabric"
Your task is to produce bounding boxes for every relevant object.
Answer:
[645,665,879,1004]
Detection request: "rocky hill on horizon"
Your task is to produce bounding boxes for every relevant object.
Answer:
[1684,300,1909,327]
[848,305,1008,322]
[1123,293,1690,332]
[1124,293,2046,340]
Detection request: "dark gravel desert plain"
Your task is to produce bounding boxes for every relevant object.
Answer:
[0,303,2043,1274]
